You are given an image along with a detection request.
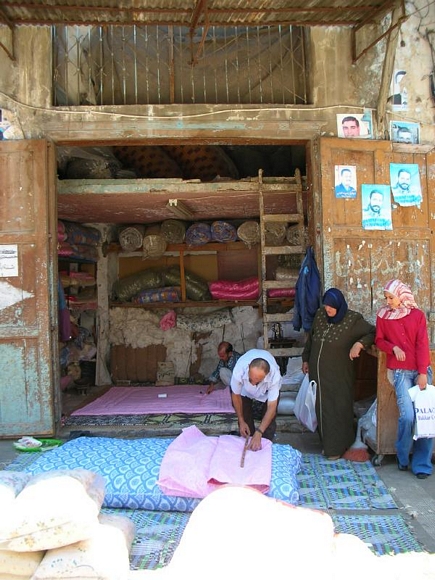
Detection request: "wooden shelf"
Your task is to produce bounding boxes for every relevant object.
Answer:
[110,297,294,310]
[110,299,260,309]
[110,239,295,311]
[108,241,254,254]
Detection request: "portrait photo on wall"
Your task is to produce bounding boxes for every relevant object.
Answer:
[390,121,420,144]
[361,184,393,230]
[337,111,373,139]
[388,69,408,111]
[389,163,422,207]
[334,165,357,198]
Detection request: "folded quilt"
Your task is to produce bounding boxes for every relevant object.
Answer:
[157,425,272,498]
[208,434,272,493]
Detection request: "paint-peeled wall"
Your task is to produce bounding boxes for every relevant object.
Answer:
[385,6,435,144]
[0,12,434,143]
[109,305,263,381]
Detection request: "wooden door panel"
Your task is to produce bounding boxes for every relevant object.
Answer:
[0,339,52,423]
[0,140,56,437]
[0,149,38,231]
[0,245,39,327]
[328,237,431,318]
[324,149,376,227]
[324,238,372,315]
[320,137,434,328]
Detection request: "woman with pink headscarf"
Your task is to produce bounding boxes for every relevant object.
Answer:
[375,279,433,479]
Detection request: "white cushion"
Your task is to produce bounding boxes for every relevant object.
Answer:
[0,469,105,552]
[32,519,133,580]
[0,548,44,579]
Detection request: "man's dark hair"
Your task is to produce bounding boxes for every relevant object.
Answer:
[397,168,411,178]
[370,189,383,199]
[218,341,233,354]
[394,70,406,83]
[341,168,351,176]
[249,358,270,374]
[342,116,360,126]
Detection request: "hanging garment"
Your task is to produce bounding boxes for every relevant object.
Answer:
[58,279,72,342]
[292,246,322,332]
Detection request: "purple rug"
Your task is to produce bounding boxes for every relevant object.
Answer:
[71,385,234,416]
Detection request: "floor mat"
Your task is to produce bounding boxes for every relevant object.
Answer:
[64,411,239,432]
[332,514,424,555]
[7,448,397,512]
[71,385,234,416]
[102,511,422,568]
[297,454,397,510]
[4,451,422,566]
[101,508,191,570]
[4,450,42,470]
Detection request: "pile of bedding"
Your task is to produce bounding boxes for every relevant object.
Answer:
[0,469,135,579]
[112,266,211,303]
[57,221,101,263]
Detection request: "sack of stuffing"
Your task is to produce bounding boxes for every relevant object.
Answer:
[237,221,260,248]
[0,469,105,552]
[210,221,237,243]
[208,277,259,300]
[31,513,135,580]
[177,309,233,332]
[0,548,44,579]
[161,219,186,244]
[185,223,212,246]
[265,222,286,245]
[112,269,164,302]
[118,225,145,252]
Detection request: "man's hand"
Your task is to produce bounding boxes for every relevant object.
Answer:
[248,431,262,451]
[206,383,215,395]
[238,420,250,438]
[302,361,309,374]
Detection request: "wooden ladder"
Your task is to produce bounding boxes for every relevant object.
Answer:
[259,168,305,360]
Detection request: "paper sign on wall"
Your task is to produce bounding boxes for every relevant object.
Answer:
[0,245,18,277]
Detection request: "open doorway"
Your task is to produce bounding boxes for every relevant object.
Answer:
[56,142,310,435]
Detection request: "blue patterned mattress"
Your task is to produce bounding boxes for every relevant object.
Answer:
[22,436,302,511]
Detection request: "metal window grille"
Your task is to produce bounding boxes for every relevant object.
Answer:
[53,24,310,106]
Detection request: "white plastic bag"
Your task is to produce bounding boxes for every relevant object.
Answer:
[360,399,377,444]
[294,374,317,432]
[409,384,435,440]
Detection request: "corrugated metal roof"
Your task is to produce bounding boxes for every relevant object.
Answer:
[0,0,399,28]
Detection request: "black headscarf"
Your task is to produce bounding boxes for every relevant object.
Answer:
[322,288,348,324]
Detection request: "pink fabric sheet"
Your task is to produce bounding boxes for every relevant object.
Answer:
[157,425,272,498]
[71,385,234,416]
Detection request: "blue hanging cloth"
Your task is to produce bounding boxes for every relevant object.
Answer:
[292,246,322,332]
[58,279,72,342]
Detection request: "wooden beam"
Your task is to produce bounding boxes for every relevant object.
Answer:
[375,7,403,137]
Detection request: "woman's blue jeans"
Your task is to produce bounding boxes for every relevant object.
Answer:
[392,367,434,475]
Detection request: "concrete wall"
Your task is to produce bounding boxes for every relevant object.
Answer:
[0,5,433,144]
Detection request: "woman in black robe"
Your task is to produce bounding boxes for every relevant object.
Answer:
[301,288,375,459]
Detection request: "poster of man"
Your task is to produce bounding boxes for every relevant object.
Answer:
[388,69,408,111]
[337,111,373,139]
[390,121,420,144]
[389,163,422,206]
[361,185,393,230]
[334,165,357,198]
